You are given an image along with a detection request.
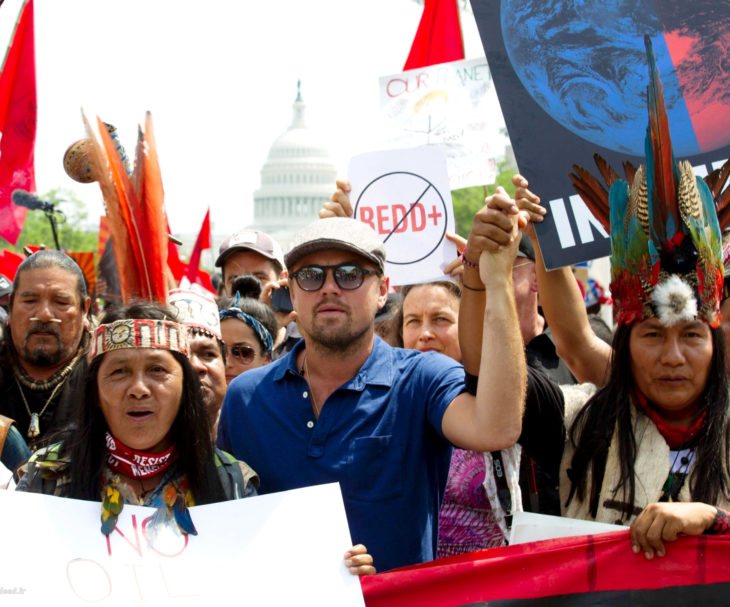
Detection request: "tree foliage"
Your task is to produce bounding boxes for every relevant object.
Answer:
[0,188,98,253]
[451,158,518,238]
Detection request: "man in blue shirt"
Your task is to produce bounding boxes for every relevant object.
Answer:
[218,212,525,572]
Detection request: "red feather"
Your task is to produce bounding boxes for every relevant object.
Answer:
[138,113,168,302]
[568,164,610,231]
[97,116,149,300]
[645,35,678,242]
[593,154,620,189]
[622,161,638,185]
[82,113,133,301]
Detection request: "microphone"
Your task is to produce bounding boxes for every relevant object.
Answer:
[12,189,54,212]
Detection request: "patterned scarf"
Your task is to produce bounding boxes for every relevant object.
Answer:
[104,432,178,479]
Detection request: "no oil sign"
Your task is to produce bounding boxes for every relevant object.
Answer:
[349,146,458,286]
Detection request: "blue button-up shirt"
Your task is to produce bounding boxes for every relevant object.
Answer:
[217,337,465,571]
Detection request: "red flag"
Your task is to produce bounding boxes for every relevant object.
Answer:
[0,248,24,279]
[166,216,185,282]
[0,0,36,245]
[361,532,730,606]
[403,0,464,71]
[185,208,211,284]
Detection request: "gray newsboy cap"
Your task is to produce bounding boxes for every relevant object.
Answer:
[285,218,386,273]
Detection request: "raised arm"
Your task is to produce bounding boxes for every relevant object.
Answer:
[514,175,611,386]
[442,192,526,451]
[457,186,521,374]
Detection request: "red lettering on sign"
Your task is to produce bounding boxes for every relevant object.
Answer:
[392,205,408,233]
[142,517,189,558]
[359,207,375,230]
[428,206,443,225]
[411,204,426,231]
[106,514,143,557]
[376,205,390,234]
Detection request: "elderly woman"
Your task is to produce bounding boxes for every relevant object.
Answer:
[218,297,277,384]
[17,302,258,534]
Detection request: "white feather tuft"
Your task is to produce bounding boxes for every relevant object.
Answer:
[651,275,698,326]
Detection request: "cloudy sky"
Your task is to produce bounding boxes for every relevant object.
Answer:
[0,0,489,239]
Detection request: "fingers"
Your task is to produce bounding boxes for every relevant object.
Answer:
[321,180,354,218]
[513,175,545,226]
[344,544,376,576]
[631,502,719,560]
[629,504,677,559]
[486,187,519,214]
[445,231,468,250]
[335,179,351,193]
[260,282,275,306]
[319,200,352,218]
[442,256,465,279]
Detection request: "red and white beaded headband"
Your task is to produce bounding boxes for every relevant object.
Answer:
[90,319,189,359]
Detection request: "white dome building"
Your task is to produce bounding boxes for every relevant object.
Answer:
[252,83,338,250]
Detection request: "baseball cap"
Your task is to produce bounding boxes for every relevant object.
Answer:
[215,229,285,273]
[284,218,386,273]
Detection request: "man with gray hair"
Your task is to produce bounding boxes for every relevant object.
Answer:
[218,212,526,572]
[0,250,90,452]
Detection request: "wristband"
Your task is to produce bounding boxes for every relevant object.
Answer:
[704,507,730,535]
[462,282,486,292]
[460,250,479,269]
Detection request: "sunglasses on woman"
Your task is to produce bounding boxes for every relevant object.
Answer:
[226,344,257,365]
[290,264,378,291]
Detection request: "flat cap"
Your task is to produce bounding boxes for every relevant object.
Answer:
[285,218,386,273]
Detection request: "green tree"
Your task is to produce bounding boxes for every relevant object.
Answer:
[0,188,98,253]
[451,158,518,238]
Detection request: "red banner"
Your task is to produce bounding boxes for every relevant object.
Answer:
[361,531,730,606]
[0,0,36,245]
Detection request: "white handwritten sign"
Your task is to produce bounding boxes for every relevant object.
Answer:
[378,58,500,190]
[349,146,458,287]
[0,483,364,605]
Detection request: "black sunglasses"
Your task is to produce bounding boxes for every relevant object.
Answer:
[226,344,257,365]
[290,264,378,291]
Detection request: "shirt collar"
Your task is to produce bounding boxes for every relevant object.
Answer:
[273,336,394,389]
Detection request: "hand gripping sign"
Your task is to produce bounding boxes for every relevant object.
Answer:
[349,146,458,287]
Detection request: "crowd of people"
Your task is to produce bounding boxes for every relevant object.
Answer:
[1,46,730,579]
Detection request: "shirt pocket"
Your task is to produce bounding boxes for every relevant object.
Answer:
[344,435,404,502]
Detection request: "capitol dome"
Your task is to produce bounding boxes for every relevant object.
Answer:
[252,83,338,250]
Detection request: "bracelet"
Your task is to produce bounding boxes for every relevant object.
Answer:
[704,507,730,535]
[460,250,479,269]
[462,282,486,292]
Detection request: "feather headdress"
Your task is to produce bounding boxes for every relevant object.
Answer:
[64,112,169,304]
[569,37,725,327]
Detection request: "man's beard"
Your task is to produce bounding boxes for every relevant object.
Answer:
[308,312,371,353]
[22,322,64,367]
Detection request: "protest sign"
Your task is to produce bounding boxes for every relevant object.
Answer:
[0,483,364,605]
[471,0,730,269]
[361,531,730,606]
[509,511,625,545]
[378,57,501,190]
[349,146,457,287]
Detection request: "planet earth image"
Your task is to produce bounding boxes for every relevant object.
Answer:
[500,0,730,157]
